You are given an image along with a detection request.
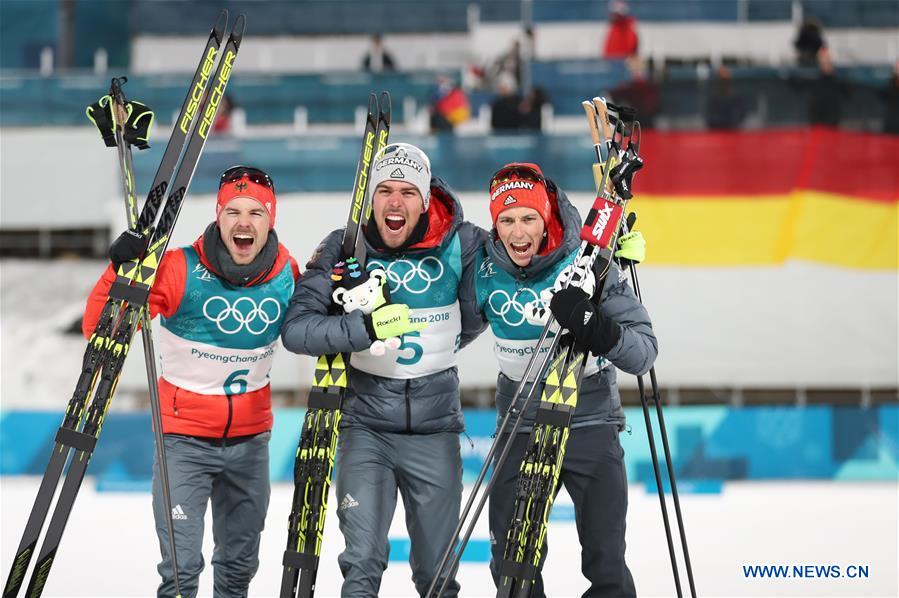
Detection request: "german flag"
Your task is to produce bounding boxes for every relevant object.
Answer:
[625,128,898,270]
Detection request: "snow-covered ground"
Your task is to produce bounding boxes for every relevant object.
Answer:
[1,478,896,597]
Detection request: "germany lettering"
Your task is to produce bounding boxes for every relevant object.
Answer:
[491,180,535,201]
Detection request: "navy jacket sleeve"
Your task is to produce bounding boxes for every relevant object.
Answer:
[456,222,490,349]
[597,260,658,376]
[280,229,374,356]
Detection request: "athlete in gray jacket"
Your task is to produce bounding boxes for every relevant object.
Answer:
[281,143,486,597]
[472,163,656,597]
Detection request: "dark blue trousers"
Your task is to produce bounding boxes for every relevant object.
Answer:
[151,432,270,598]
[489,424,636,598]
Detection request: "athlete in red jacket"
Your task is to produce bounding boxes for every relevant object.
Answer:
[83,166,299,597]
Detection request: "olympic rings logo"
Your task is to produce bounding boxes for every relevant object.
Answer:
[487,288,539,327]
[202,296,281,335]
[368,257,444,295]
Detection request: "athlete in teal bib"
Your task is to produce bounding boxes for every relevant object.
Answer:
[282,143,486,597]
[84,166,299,597]
[472,162,656,598]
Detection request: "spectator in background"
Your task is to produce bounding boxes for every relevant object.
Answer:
[490,38,524,92]
[523,27,536,64]
[603,1,639,59]
[519,86,548,130]
[705,66,751,130]
[795,49,850,127]
[213,94,235,134]
[491,73,524,131]
[362,33,396,73]
[430,75,471,133]
[794,18,826,67]
[610,57,660,128]
[880,64,899,135]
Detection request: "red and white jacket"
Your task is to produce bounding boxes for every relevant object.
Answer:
[83,235,299,438]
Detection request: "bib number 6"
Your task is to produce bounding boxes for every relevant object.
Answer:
[223,369,250,396]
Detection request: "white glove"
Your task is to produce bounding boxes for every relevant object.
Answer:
[553,254,596,297]
[523,288,563,330]
[523,296,551,327]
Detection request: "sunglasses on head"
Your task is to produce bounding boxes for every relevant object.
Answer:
[489,164,546,190]
[220,166,275,193]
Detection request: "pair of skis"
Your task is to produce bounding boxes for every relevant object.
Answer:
[3,11,243,598]
[279,92,391,598]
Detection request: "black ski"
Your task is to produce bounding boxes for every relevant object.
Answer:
[2,13,227,598]
[280,92,391,598]
[10,14,243,598]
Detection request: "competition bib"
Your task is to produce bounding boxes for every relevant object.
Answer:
[351,303,462,379]
[159,247,293,395]
[493,336,606,382]
[158,327,278,395]
[353,235,463,378]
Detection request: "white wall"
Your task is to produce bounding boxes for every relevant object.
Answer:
[132,33,473,74]
[0,129,119,228]
[131,25,899,74]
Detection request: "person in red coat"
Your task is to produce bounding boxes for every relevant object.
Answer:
[603,1,639,59]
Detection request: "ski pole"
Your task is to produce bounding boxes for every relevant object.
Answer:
[108,76,184,598]
[621,213,697,598]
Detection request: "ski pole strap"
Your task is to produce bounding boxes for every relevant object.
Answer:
[124,100,154,150]
[86,95,117,148]
[609,145,644,200]
[282,549,318,570]
[605,101,636,137]
[55,427,98,453]
[499,559,540,582]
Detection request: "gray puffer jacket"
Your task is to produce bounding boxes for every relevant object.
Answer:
[472,181,657,432]
[281,177,487,433]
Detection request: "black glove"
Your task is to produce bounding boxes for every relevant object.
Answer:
[549,287,621,355]
[86,95,116,148]
[109,230,150,268]
[123,100,153,150]
[86,96,153,150]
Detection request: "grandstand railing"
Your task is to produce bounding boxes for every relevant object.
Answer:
[1,64,893,128]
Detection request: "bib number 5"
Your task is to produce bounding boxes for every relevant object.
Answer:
[396,331,423,366]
